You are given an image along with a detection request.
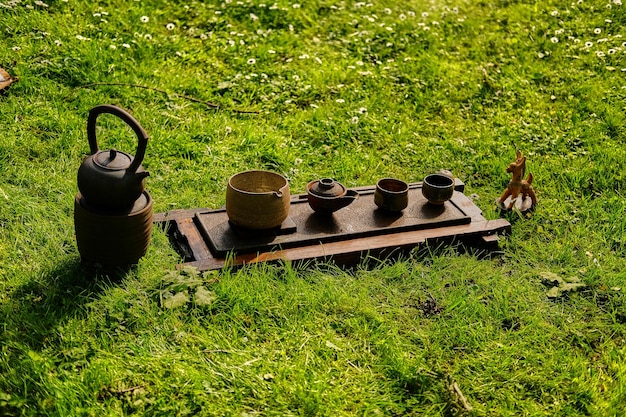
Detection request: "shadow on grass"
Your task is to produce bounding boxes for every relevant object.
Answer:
[386,367,466,416]
[1,256,132,351]
[413,236,505,261]
[365,236,505,269]
[0,256,142,413]
[306,236,506,275]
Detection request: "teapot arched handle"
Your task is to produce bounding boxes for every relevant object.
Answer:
[87,104,149,173]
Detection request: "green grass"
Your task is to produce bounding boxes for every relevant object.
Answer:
[1,0,626,415]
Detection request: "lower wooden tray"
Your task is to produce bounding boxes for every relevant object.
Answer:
[154,181,511,271]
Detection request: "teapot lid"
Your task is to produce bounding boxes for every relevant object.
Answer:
[94,149,133,170]
[308,178,346,197]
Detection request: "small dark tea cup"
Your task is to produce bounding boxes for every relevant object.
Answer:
[422,173,454,205]
[375,178,409,212]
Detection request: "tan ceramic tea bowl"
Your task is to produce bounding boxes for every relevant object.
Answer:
[226,170,290,230]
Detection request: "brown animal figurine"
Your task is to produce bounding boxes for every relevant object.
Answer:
[497,150,537,211]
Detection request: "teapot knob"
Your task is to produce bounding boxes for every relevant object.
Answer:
[318,178,335,189]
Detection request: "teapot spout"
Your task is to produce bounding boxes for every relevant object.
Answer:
[338,189,359,207]
[136,171,150,180]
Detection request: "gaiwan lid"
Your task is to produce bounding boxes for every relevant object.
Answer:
[94,149,133,170]
[308,178,346,197]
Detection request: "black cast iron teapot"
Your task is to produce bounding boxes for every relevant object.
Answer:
[77,104,149,210]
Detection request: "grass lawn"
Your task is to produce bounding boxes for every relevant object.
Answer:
[1,0,625,415]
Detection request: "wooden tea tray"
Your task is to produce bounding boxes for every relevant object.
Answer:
[154,181,511,271]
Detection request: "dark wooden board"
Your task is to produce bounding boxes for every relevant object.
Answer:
[154,181,511,271]
[196,184,471,256]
